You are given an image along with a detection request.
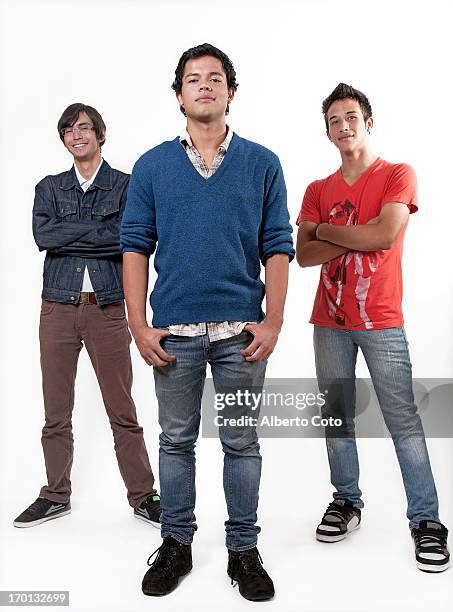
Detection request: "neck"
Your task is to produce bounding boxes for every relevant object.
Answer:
[339,146,378,179]
[74,152,102,181]
[186,117,227,151]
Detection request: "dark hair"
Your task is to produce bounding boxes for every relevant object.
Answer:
[57,103,106,146]
[322,83,372,132]
[171,43,238,116]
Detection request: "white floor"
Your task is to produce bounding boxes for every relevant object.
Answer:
[2,437,451,612]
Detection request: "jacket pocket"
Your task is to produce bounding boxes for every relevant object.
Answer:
[56,199,78,217]
[92,200,120,218]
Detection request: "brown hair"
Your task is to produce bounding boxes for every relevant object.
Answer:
[322,83,372,132]
[57,103,106,146]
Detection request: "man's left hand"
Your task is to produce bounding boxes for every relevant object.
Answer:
[240,322,280,361]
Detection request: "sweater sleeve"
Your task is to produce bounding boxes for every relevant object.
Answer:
[120,155,157,255]
[259,157,295,265]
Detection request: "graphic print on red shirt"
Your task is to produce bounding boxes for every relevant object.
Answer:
[297,159,418,330]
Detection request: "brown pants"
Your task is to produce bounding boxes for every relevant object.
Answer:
[39,299,155,508]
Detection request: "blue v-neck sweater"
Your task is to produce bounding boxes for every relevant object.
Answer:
[120,133,294,326]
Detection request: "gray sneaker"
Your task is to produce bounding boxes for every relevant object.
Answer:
[134,492,161,528]
[14,497,71,528]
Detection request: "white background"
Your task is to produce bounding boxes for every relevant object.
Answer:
[1,0,452,610]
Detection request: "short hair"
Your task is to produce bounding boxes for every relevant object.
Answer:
[57,103,106,146]
[322,83,372,132]
[171,43,238,116]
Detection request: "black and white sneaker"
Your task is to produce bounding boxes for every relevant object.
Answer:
[411,520,450,572]
[316,499,361,542]
[134,492,161,528]
[13,497,71,528]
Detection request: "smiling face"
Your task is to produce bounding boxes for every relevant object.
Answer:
[176,55,234,122]
[326,98,373,153]
[62,111,103,162]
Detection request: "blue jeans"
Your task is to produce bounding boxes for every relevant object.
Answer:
[154,331,266,551]
[313,325,439,529]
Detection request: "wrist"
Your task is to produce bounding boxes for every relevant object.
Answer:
[129,320,149,338]
[264,316,283,333]
[316,223,327,241]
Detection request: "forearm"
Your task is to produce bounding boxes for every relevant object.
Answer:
[317,223,390,251]
[123,252,150,335]
[49,221,122,257]
[297,239,349,267]
[263,253,289,331]
[32,216,97,251]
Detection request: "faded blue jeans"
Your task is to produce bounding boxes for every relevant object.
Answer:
[154,331,266,550]
[314,325,439,529]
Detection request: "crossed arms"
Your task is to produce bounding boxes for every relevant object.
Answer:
[296,201,410,267]
[32,180,124,258]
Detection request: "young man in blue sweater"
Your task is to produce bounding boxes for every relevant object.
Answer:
[120,43,294,601]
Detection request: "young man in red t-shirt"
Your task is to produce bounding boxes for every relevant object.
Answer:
[296,83,449,572]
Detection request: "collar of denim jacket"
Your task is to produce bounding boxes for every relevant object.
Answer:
[60,159,113,191]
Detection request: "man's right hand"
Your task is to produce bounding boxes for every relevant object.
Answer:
[132,326,176,367]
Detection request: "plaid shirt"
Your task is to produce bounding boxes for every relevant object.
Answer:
[180,125,233,178]
[167,127,256,342]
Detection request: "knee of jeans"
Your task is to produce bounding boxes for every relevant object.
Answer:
[392,434,429,464]
[321,402,355,437]
[383,408,424,439]
[159,430,197,454]
[220,432,260,457]
[42,417,72,431]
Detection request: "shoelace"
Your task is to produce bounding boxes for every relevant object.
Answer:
[413,529,448,555]
[230,549,265,587]
[146,540,179,579]
[323,501,354,523]
[28,498,54,514]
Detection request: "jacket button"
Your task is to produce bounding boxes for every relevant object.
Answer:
[70,297,75,301]
[76,267,82,272]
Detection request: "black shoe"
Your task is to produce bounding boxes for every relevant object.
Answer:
[316,499,361,542]
[142,536,192,596]
[13,497,71,528]
[411,520,450,572]
[228,547,275,602]
[134,491,161,528]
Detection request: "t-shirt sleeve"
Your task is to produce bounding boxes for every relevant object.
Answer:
[382,163,418,214]
[296,180,322,225]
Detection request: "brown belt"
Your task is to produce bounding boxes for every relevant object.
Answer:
[79,292,98,305]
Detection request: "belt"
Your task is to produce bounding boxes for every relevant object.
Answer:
[79,292,98,305]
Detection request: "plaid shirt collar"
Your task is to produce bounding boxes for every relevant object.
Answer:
[180,125,233,152]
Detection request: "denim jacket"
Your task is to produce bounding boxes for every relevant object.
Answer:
[33,160,129,305]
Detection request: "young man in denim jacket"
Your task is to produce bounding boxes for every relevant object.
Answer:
[14,103,160,529]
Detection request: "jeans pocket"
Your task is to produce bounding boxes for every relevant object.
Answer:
[40,300,57,315]
[100,301,126,320]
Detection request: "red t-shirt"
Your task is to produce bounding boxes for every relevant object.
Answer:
[296,158,418,330]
